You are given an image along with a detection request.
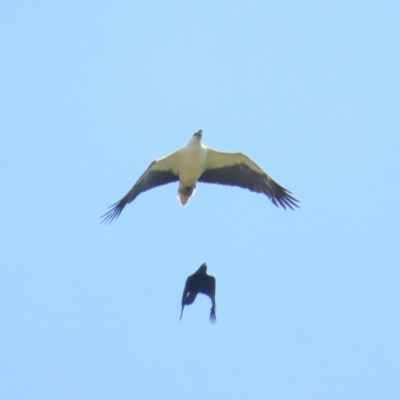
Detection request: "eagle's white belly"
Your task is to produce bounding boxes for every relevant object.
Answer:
[178,144,208,185]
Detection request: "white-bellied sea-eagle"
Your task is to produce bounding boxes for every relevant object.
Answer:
[101,130,299,223]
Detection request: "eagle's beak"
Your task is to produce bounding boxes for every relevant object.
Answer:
[194,130,203,138]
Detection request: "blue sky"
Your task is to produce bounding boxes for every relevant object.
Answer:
[1,2,399,399]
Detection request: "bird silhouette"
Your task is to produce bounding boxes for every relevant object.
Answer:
[180,263,216,324]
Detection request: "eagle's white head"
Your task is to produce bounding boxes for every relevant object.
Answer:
[193,129,203,139]
[187,129,203,146]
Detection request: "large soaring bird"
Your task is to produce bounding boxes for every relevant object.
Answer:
[101,130,299,223]
[180,263,216,324]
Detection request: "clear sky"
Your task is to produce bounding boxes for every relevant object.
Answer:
[1,2,399,399]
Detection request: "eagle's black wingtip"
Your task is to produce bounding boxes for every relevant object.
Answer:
[276,187,300,210]
[99,202,123,225]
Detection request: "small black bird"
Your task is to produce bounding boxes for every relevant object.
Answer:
[180,263,217,324]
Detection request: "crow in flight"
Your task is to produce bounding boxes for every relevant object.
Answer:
[180,263,216,324]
